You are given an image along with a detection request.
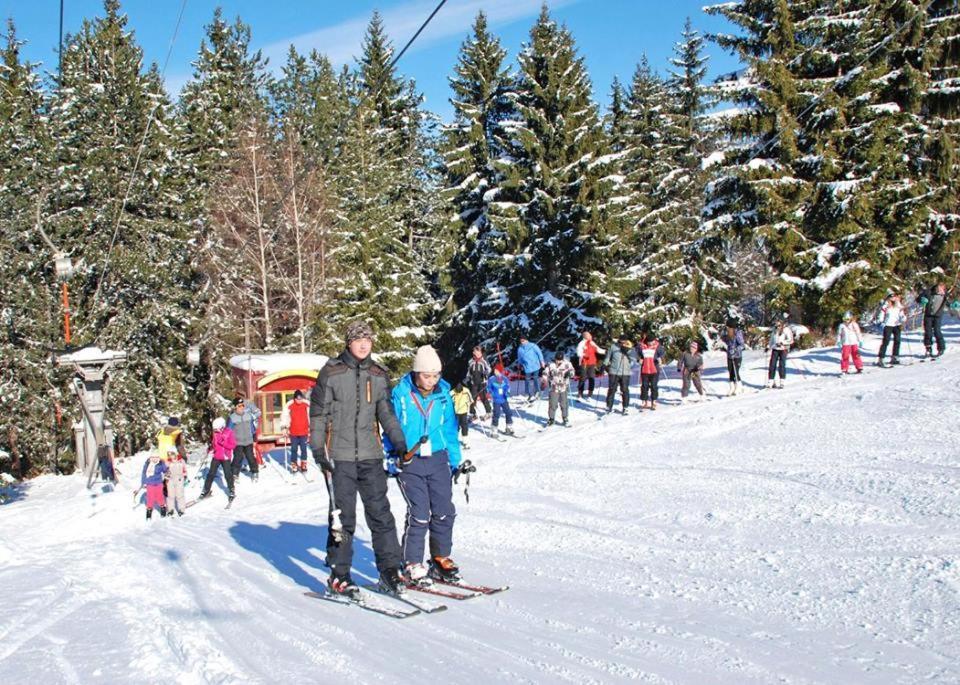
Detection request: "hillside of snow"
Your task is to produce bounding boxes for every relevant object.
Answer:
[1,324,959,683]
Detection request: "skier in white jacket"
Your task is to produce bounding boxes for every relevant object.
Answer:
[766,318,794,388]
[877,294,906,367]
[837,311,863,374]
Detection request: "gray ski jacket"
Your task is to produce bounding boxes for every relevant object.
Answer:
[309,350,408,462]
[605,343,636,376]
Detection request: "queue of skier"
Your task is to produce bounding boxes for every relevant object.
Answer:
[135,280,956,604]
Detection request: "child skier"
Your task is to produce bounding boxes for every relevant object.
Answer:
[451,382,473,449]
[487,365,515,436]
[281,389,311,472]
[164,446,188,517]
[141,452,169,520]
[200,417,236,503]
[383,345,464,586]
[837,311,864,374]
[545,352,574,426]
[678,340,706,402]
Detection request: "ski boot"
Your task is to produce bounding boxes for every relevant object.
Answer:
[253,472,260,482]
[160,507,167,518]
[328,572,361,600]
[146,508,152,521]
[546,419,554,427]
[890,357,900,365]
[378,567,406,596]
[504,426,515,436]
[404,562,430,587]
[429,556,462,583]
[299,461,308,472]
[198,489,212,500]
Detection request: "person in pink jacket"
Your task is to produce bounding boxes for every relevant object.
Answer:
[837,311,864,374]
[199,417,236,503]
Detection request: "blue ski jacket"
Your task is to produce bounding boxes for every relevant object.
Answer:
[516,341,545,374]
[382,373,462,469]
[487,374,511,405]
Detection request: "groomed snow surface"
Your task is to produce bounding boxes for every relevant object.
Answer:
[2,324,960,684]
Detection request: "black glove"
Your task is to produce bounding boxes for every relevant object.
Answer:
[313,447,333,472]
[453,460,476,484]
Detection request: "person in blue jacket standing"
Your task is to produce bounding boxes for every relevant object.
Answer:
[383,345,464,585]
[516,335,546,403]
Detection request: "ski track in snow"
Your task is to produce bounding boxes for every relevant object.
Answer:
[2,324,960,683]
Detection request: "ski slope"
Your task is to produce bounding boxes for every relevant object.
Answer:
[1,324,959,684]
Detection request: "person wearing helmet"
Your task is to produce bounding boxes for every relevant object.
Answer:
[837,311,864,374]
[199,416,236,503]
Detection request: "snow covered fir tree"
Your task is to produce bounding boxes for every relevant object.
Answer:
[0,0,958,473]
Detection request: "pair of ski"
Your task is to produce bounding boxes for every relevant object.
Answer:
[537,421,572,432]
[184,494,234,510]
[304,578,508,619]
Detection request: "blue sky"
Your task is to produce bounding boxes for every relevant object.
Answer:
[5,1,741,121]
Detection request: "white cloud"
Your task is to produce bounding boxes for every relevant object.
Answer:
[259,0,583,70]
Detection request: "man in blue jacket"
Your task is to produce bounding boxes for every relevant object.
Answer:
[516,335,545,403]
[383,345,464,585]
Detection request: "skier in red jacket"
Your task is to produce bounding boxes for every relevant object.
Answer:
[283,389,311,472]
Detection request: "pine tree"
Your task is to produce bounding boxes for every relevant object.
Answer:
[602,57,669,330]
[625,19,731,344]
[494,6,610,352]
[319,16,438,368]
[0,20,62,473]
[703,0,829,324]
[438,11,518,362]
[44,0,197,453]
[179,8,271,409]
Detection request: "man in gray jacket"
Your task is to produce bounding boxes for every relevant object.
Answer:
[310,321,410,597]
[604,336,636,415]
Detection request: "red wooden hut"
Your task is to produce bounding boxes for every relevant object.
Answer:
[229,353,328,447]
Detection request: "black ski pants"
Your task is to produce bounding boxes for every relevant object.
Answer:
[468,382,491,417]
[456,413,469,437]
[878,325,901,361]
[577,365,597,396]
[727,357,742,382]
[640,373,658,402]
[326,459,402,575]
[232,443,258,474]
[606,374,630,410]
[202,459,235,497]
[768,349,787,380]
[923,315,944,354]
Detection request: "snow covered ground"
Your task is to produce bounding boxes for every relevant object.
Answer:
[2,323,959,684]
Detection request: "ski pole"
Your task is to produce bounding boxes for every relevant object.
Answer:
[321,443,344,543]
[453,460,477,504]
[132,485,142,507]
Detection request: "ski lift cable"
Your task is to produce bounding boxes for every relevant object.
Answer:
[266,0,451,225]
[91,0,189,313]
[741,1,933,168]
[390,0,448,68]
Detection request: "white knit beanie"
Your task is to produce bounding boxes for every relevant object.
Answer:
[412,345,442,373]
[212,417,226,431]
